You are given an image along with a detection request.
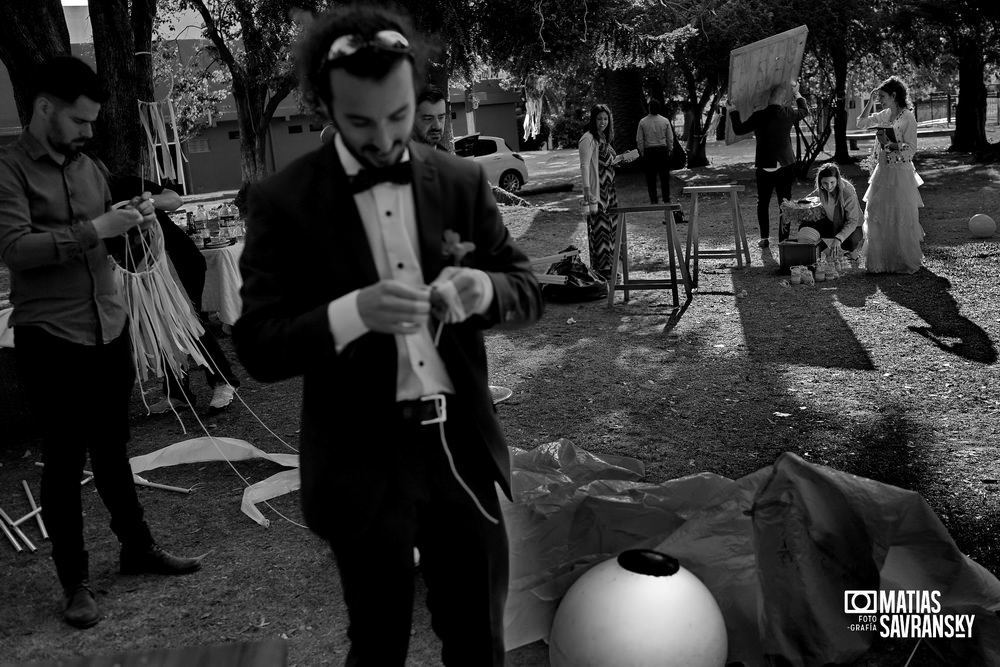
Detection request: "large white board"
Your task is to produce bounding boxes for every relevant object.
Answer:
[726,26,809,145]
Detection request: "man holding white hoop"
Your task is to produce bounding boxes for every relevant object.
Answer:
[0,56,202,630]
[234,6,543,665]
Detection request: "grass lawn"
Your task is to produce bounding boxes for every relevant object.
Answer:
[1,132,999,666]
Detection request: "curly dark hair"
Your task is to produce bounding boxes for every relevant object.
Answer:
[587,103,614,145]
[295,3,428,119]
[878,76,911,110]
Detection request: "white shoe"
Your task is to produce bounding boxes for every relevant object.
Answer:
[209,384,235,410]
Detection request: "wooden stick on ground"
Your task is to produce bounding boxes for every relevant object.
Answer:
[12,505,42,527]
[34,462,192,493]
[0,514,21,552]
[0,506,36,552]
[21,481,47,539]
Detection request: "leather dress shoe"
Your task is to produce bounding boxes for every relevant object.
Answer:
[64,583,100,628]
[120,543,203,575]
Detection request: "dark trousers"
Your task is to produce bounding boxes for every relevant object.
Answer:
[643,145,672,203]
[15,326,152,590]
[799,218,865,253]
[755,165,795,240]
[163,238,240,398]
[330,414,508,667]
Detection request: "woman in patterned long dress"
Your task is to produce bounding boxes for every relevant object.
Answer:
[579,104,624,280]
[856,76,924,274]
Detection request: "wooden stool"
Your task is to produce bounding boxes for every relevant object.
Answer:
[606,204,691,308]
[683,184,752,288]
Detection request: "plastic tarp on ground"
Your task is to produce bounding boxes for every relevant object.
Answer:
[502,440,1000,666]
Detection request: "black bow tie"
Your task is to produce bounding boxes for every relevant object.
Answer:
[349,161,412,193]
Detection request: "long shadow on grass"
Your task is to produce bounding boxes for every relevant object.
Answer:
[730,266,876,370]
[492,298,838,481]
[840,268,997,365]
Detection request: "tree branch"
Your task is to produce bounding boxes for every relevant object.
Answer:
[185,0,240,75]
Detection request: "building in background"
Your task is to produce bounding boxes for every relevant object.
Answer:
[0,3,326,194]
[449,80,520,150]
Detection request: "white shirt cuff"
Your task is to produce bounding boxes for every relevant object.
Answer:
[327,290,369,354]
[471,269,494,315]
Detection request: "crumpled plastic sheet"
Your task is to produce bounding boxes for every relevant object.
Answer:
[502,440,1000,667]
[129,436,299,527]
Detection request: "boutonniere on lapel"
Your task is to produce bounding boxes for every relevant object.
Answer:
[431,230,476,324]
[441,229,476,267]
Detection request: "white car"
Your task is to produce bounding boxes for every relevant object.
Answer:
[453,134,529,192]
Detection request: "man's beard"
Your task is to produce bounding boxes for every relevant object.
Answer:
[343,137,405,169]
[53,136,87,159]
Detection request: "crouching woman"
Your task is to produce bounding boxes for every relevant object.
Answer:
[799,162,864,258]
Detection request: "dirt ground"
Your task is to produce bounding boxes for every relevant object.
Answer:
[1,129,999,666]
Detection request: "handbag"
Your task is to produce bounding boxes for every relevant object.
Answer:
[669,123,686,170]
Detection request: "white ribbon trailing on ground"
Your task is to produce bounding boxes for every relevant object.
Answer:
[129,437,299,528]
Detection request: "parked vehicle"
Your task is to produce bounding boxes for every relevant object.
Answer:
[453,134,529,192]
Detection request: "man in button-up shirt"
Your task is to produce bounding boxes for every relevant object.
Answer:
[635,98,675,205]
[0,56,201,630]
[234,6,543,666]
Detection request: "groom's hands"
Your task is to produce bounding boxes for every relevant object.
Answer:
[357,280,431,335]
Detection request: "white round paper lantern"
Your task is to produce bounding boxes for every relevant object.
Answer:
[549,549,728,667]
[969,214,996,238]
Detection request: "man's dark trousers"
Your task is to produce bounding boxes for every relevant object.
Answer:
[331,404,508,667]
[755,164,795,241]
[15,325,153,589]
[643,145,672,203]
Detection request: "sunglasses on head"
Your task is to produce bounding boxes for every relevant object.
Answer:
[325,30,411,64]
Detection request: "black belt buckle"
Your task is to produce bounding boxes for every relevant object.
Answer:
[420,393,447,426]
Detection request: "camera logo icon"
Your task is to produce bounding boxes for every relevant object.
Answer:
[844,590,877,614]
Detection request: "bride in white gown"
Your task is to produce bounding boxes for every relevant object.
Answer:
[856,76,925,274]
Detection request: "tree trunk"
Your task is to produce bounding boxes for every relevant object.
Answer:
[831,50,852,164]
[599,67,645,155]
[686,82,720,169]
[89,0,144,177]
[951,42,988,152]
[0,0,71,126]
[233,78,269,185]
[131,0,156,103]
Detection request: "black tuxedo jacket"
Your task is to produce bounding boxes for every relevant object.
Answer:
[233,140,543,541]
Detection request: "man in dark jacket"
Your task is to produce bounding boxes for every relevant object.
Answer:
[728,80,809,247]
[233,6,543,665]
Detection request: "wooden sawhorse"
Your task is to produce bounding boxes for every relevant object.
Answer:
[606,204,691,308]
[683,184,752,288]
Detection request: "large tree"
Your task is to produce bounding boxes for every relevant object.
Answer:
[164,0,326,186]
[89,0,158,178]
[0,0,157,177]
[0,0,72,126]
[780,0,880,164]
[893,0,1000,152]
[636,0,775,167]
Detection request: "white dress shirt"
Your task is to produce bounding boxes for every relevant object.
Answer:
[326,134,455,401]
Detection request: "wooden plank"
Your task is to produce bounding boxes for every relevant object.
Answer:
[726,25,809,145]
[534,273,569,285]
[528,249,580,266]
[21,639,287,667]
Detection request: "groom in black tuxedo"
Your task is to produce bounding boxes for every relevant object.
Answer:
[232,6,543,666]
